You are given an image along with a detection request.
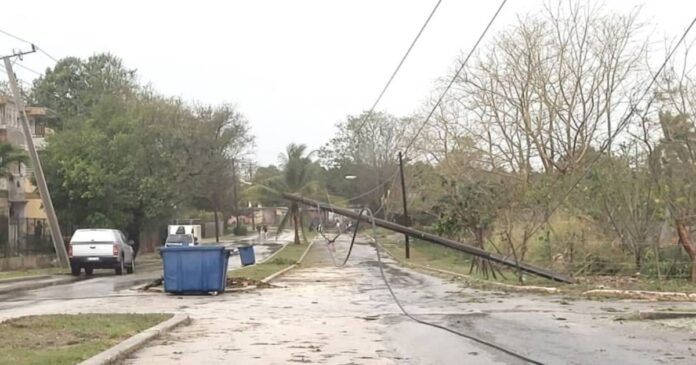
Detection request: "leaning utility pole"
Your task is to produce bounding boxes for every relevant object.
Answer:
[398,152,411,259]
[283,193,573,283]
[2,46,70,268]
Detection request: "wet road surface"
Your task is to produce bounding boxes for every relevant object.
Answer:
[124,236,696,364]
[0,236,286,312]
[1,235,695,364]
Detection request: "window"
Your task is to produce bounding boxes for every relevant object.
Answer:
[34,120,46,137]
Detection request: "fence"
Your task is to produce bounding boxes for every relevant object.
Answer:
[0,218,54,258]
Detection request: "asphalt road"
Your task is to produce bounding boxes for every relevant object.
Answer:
[124,236,696,364]
[0,236,287,312]
[1,234,695,364]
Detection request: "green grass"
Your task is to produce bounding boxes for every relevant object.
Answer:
[0,313,171,365]
[379,234,559,287]
[380,233,696,294]
[0,267,67,281]
[229,242,309,281]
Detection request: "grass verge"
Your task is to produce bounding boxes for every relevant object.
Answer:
[378,230,695,295]
[379,233,556,286]
[229,242,309,281]
[0,267,67,281]
[0,313,171,365]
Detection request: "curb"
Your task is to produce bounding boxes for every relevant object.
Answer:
[637,311,696,320]
[78,313,191,365]
[0,274,52,285]
[584,289,696,302]
[0,276,77,295]
[261,239,316,283]
[378,242,561,294]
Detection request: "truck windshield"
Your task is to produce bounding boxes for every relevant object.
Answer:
[166,234,193,244]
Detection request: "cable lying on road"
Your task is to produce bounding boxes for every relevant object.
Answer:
[351,207,544,365]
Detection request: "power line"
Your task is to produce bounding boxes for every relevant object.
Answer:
[0,65,34,87]
[343,0,506,205]
[527,15,696,236]
[13,62,42,76]
[0,28,60,63]
[0,28,31,44]
[404,0,508,155]
[351,0,442,139]
[338,0,443,203]
[345,207,543,364]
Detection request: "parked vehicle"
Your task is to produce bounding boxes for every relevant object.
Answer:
[68,229,136,276]
[164,233,198,247]
[168,225,201,241]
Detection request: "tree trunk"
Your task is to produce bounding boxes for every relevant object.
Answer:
[293,214,300,244]
[675,219,696,282]
[214,209,220,243]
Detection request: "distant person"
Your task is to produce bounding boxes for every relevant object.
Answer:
[35,221,43,239]
[256,225,262,239]
[262,225,268,240]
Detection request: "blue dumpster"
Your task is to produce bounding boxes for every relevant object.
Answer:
[159,246,231,294]
[238,245,256,266]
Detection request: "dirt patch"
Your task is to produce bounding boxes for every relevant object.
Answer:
[227,277,275,289]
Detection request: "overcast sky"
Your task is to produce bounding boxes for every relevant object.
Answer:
[1,0,695,165]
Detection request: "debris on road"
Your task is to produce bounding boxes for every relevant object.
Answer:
[227,277,274,289]
[584,289,696,301]
[139,276,275,293]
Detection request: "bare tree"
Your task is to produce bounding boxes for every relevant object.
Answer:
[454,1,646,176]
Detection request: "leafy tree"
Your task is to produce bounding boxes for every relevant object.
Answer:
[651,112,696,282]
[320,111,411,212]
[31,53,137,122]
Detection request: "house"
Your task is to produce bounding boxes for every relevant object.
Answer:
[0,96,53,257]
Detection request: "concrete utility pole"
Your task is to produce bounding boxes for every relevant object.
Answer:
[231,158,239,225]
[248,163,255,230]
[398,152,411,259]
[283,192,573,283]
[2,46,70,268]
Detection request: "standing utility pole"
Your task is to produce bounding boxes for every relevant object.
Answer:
[231,158,239,226]
[2,46,70,268]
[248,163,255,231]
[398,152,410,259]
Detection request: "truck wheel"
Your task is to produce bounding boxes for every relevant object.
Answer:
[71,265,81,276]
[85,268,94,276]
[115,258,124,275]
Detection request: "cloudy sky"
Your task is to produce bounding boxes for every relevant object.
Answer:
[1,0,695,165]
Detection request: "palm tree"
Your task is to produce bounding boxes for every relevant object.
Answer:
[275,143,318,244]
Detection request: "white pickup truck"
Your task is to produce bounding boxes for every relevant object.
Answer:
[68,229,136,276]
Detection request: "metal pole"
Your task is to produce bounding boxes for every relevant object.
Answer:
[282,193,573,283]
[398,152,410,259]
[3,53,69,268]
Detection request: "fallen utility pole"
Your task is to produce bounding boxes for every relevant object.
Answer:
[2,46,70,268]
[283,193,573,283]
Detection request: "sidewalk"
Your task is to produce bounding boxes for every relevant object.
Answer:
[0,275,77,295]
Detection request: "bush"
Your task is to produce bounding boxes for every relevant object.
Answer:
[233,225,248,236]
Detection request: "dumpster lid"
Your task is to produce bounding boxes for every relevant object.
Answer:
[160,245,227,252]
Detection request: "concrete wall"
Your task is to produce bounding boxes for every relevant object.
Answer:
[0,254,55,270]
